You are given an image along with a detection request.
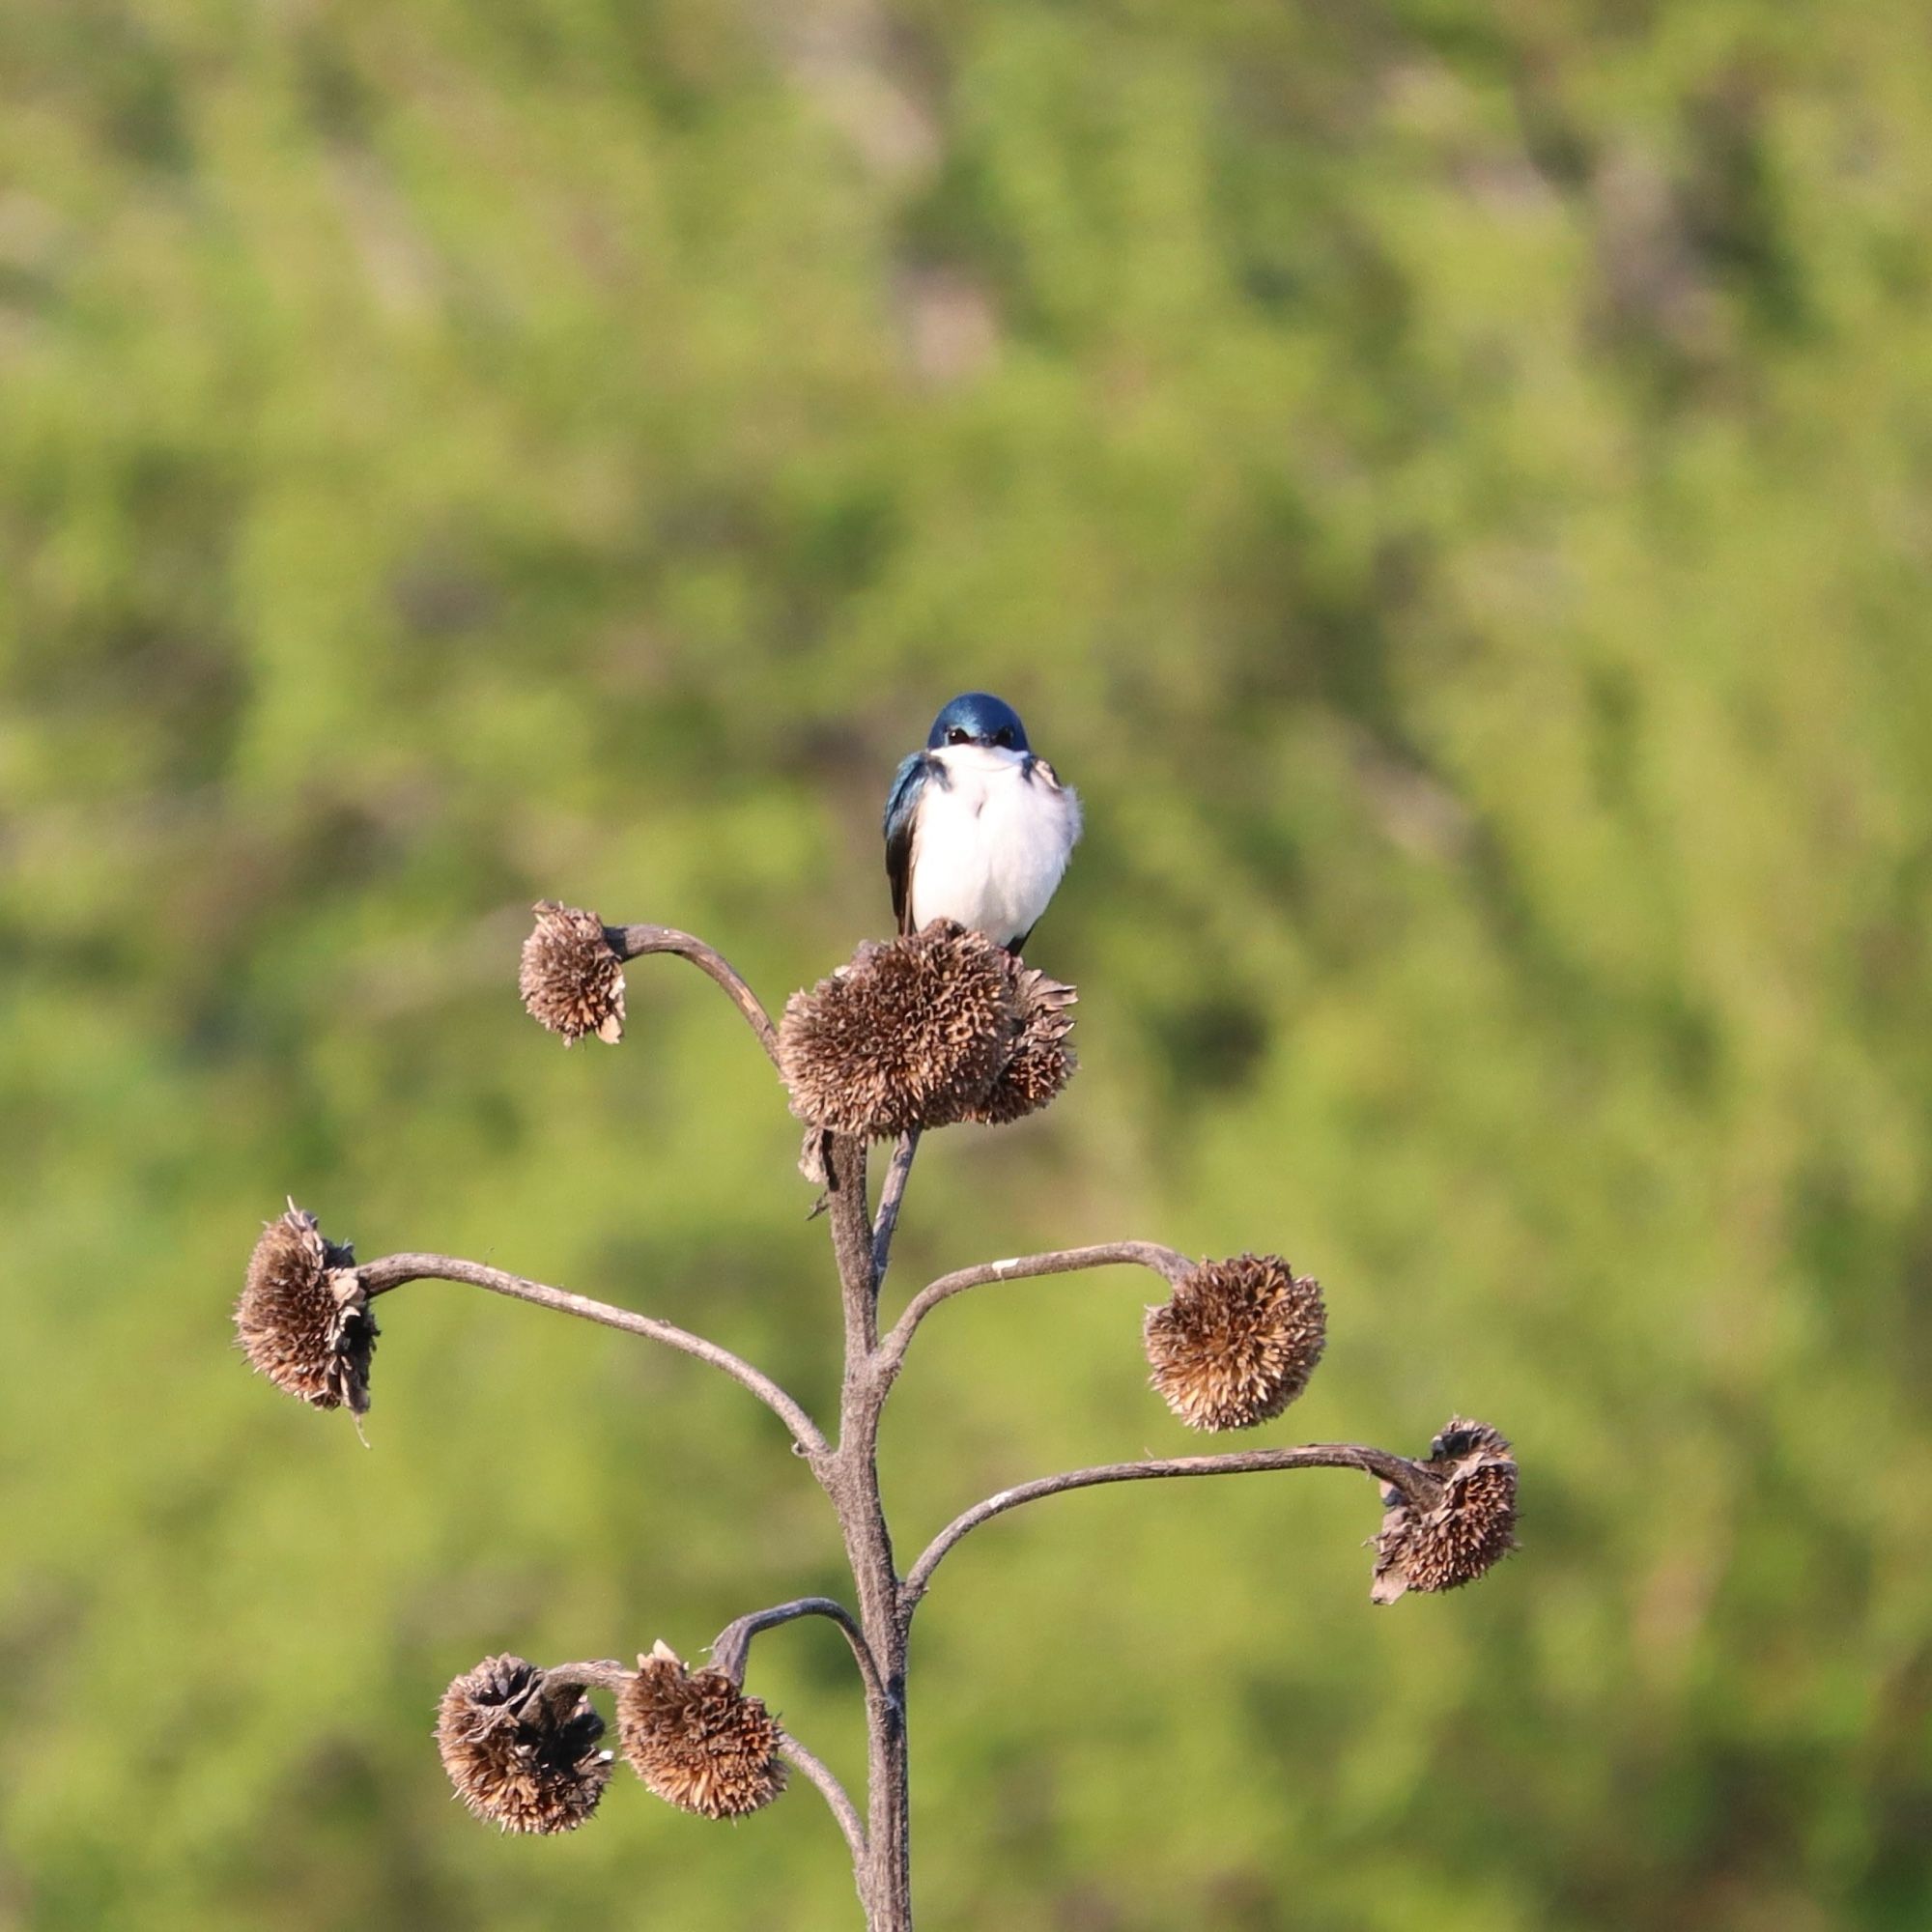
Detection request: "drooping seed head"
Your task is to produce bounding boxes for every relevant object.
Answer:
[616,1641,786,1820]
[1370,1418,1519,1603]
[1143,1255,1326,1431]
[235,1206,376,1414]
[436,1655,612,1834]
[520,901,626,1045]
[779,922,1019,1138]
[966,964,1078,1125]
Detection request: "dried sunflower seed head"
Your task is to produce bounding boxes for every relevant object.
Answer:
[616,1641,786,1820]
[1370,1418,1519,1603]
[436,1656,612,1834]
[1143,1255,1325,1431]
[235,1206,376,1414]
[965,964,1078,1125]
[520,901,626,1045]
[779,923,1018,1138]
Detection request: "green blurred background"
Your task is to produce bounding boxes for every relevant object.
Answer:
[5,1,1931,1926]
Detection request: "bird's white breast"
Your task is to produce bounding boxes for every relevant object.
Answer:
[910,745,1082,949]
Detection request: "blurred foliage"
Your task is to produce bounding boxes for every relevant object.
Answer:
[4,0,1932,1927]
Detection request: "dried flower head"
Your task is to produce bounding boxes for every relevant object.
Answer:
[779,923,1019,1137]
[436,1655,612,1834]
[1143,1255,1326,1431]
[520,901,626,1045]
[617,1641,786,1820]
[1371,1419,1518,1603]
[965,964,1078,1125]
[236,1206,376,1414]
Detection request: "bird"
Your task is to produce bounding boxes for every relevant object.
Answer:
[883,693,1082,953]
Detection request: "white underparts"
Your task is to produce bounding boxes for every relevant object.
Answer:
[909,745,1082,948]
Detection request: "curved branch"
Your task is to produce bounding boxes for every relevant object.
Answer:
[604,923,781,1067]
[540,1658,633,1695]
[779,1727,868,1866]
[709,1596,885,1708]
[870,1131,921,1291]
[357,1253,828,1457]
[875,1241,1194,1379]
[901,1444,1441,1610]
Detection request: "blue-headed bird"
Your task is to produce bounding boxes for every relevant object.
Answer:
[883,694,1082,954]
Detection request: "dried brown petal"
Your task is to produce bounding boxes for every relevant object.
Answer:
[520,901,626,1045]
[1371,1418,1518,1603]
[779,922,1018,1138]
[437,1655,611,1834]
[1144,1255,1325,1431]
[965,964,1078,1125]
[617,1641,786,1820]
[235,1206,376,1414]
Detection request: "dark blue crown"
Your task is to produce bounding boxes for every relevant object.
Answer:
[926,693,1031,753]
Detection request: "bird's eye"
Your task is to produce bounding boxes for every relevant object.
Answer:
[947,727,969,745]
[993,727,1013,748]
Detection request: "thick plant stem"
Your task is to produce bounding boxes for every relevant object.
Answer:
[846,1428,910,1932]
[823,1133,914,1931]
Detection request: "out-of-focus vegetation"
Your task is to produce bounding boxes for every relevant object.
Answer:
[5,2,1932,1927]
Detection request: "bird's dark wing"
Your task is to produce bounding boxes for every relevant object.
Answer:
[883,752,939,935]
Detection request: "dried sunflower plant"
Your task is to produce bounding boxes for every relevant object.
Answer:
[235,902,1518,1928]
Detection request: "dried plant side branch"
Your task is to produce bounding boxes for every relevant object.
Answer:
[709,1597,886,1708]
[356,1253,828,1457]
[874,1240,1194,1379]
[779,1728,869,1866]
[901,1444,1443,1610]
[870,1131,921,1289]
[541,1659,634,1693]
[604,922,781,1067]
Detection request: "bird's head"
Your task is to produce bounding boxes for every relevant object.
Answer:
[925,693,1031,754]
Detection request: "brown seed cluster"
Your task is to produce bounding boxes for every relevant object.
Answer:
[236,1207,376,1414]
[436,1656,612,1834]
[520,900,626,1045]
[965,964,1078,1125]
[1371,1419,1519,1604]
[1143,1255,1326,1431]
[780,923,1012,1136]
[617,1642,786,1820]
[779,923,1076,1137]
